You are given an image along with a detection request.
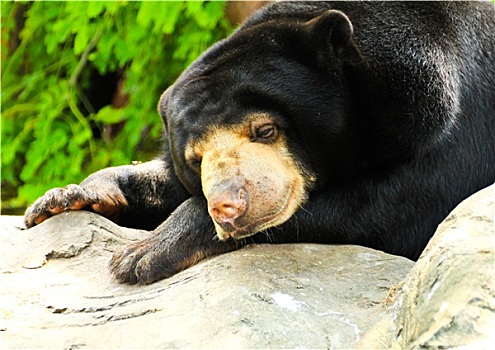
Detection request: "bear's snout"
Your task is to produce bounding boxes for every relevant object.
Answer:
[207,187,248,231]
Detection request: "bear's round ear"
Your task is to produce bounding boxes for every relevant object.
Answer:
[158,87,171,133]
[305,9,354,54]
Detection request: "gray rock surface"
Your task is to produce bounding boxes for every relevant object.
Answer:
[392,183,495,349]
[1,212,412,349]
[1,183,493,349]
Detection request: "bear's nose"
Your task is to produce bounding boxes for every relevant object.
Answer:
[208,188,248,226]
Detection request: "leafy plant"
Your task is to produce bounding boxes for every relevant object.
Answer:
[1,1,232,213]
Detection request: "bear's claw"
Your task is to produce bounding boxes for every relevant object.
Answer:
[109,237,175,285]
[24,184,98,228]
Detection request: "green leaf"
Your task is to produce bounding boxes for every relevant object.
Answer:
[87,2,106,18]
[114,37,131,65]
[73,26,90,55]
[93,106,127,124]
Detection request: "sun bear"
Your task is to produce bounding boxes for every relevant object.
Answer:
[25,1,495,284]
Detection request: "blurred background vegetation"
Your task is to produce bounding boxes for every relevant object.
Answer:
[1,1,265,214]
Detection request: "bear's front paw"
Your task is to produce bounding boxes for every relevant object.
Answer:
[24,183,127,228]
[109,238,175,285]
[24,184,98,228]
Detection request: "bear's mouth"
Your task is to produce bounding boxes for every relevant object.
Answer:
[214,185,299,240]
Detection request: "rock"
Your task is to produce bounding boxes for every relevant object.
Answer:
[391,183,495,349]
[1,212,412,349]
[1,183,493,348]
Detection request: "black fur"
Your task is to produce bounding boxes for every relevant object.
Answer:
[26,1,495,284]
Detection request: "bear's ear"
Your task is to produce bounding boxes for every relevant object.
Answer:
[158,87,171,133]
[304,10,361,62]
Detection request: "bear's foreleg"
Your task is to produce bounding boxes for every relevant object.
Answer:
[24,159,188,230]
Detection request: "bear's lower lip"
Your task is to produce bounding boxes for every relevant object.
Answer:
[216,219,273,239]
[219,221,269,240]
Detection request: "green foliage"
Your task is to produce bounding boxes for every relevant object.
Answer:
[1,1,232,213]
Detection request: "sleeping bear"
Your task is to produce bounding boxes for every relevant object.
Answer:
[25,1,495,284]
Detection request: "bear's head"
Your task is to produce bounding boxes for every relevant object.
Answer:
[159,9,362,240]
